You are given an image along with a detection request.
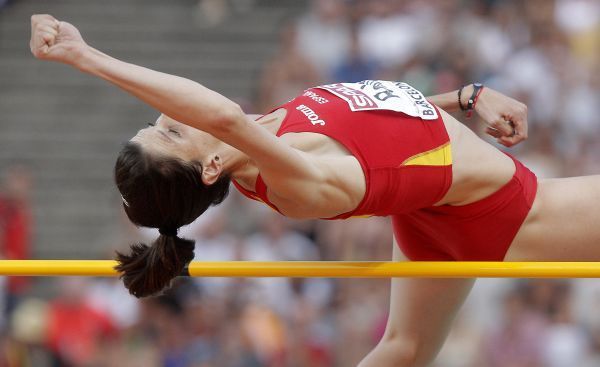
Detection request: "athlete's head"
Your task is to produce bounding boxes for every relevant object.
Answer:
[114,115,230,298]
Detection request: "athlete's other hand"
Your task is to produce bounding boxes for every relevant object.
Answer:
[30,14,87,66]
[475,87,528,147]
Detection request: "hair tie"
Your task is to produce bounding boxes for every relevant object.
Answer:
[159,227,178,237]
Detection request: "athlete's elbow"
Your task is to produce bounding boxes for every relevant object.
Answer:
[211,103,246,135]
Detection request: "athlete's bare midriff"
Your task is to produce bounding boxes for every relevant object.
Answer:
[253,106,518,216]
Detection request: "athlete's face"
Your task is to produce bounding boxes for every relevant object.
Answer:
[131,114,219,164]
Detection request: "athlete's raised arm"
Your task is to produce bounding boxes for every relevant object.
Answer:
[428,84,528,147]
[30,14,328,206]
[30,14,243,138]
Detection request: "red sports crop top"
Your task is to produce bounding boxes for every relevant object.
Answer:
[232,80,453,219]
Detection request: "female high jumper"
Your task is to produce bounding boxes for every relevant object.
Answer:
[30,14,600,367]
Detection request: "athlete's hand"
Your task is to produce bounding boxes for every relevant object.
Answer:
[475,87,528,147]
[30,14,87,67]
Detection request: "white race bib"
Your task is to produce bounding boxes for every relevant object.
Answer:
[315,80,438,120]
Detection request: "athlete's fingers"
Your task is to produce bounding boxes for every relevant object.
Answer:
[510,117,528,141]
[498,136,514,147]
[33,17,59,37]
[498,117,527,146]
[32,14,59,29]
[489,118,513,136]
[497,133,525,147]
[485,127,502,139]
[31,32,47,55]
[31,14,57,23]
[41,32,56,47]
[503,104,528,140]
[31,15,60,58]
[38,24,58,37]
[31,20,57,50]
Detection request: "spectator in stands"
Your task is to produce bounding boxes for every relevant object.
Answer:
[295,0,351,77]
[142,292,217,367]
[330,22,379,83]
[0,166,32,316]
[541,282,590,367]
[479,287,546,367]
[45,278,116,366]
[356,0,436,74]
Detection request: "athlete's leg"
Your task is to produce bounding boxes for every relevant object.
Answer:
[505,176,600,261]
[358,240,475,367]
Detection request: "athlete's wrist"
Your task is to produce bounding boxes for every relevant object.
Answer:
[459,84,474,110]
[75,46,109,74]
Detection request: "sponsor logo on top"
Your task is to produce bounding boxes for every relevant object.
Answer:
[296,104,326,126]
[302,90,329,104]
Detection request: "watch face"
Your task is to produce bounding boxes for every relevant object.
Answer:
[473,83,483,88]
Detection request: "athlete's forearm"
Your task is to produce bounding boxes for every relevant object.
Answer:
[76,46,242,134]
[427,84,474,112]
[428,84,528,146]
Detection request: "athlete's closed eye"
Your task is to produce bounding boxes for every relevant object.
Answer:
[168,128,181,137]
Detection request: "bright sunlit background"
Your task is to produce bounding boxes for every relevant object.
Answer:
[0,0,599,366]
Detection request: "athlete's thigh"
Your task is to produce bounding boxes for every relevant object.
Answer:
[385,242,475,364]
[506,176,600,261]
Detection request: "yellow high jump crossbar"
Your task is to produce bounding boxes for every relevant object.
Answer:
[0,260,599,278]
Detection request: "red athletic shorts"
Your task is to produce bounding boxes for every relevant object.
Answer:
[392,155,537,261]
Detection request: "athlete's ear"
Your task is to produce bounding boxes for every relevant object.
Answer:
[201,155,223,186]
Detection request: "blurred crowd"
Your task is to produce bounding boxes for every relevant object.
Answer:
[1,0,600,366]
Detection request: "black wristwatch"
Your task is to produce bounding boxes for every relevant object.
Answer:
[467,83,484,111]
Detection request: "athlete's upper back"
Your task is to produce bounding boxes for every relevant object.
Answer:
[233,80,453,219]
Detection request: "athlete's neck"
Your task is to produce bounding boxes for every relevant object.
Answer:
[223,111,287,189]
[200,110,286,190]
[211,143,255,183]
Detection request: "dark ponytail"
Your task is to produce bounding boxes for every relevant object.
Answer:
[115,233,194,298]
[114,142,230,298]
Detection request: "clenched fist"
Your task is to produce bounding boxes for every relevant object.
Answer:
[30,14,87,66]
[476,88,528,147]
